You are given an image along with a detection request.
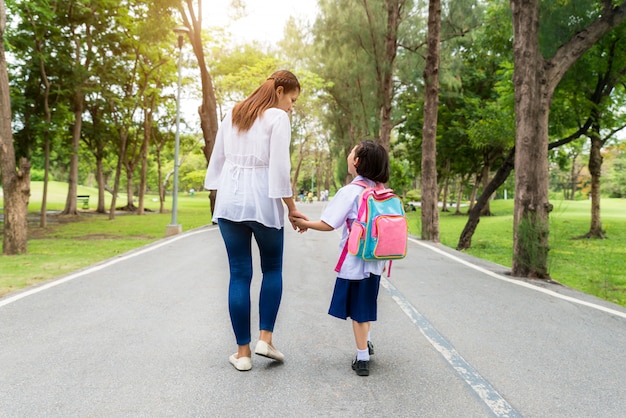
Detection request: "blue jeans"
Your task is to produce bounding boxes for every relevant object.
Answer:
[217,219,284,346]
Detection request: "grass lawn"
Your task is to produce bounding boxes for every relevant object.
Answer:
[1,182,625,308]
[406,198,626,307]
[0,182,212,297]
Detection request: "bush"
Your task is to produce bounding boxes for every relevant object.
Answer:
[405,189,421,202]
[29,169,48,182]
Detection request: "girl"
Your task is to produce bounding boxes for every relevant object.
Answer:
[204,70,308,372]
[292,139,389,376]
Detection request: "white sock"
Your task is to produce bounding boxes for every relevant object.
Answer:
[356,348,370,361]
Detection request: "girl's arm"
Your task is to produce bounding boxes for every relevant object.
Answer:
[292,217,334,232]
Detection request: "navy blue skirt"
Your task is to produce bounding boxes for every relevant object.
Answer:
[328,273,381,323]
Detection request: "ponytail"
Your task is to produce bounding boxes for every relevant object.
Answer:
[232,70,300,132]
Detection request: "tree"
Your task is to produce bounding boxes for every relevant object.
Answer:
[0,0,30,254]
[420,0,441,241]
[509,0,626,278]
[568,27,626,238]
[311,0,409,177]
[6,0,59,227]
[178,0,220,213]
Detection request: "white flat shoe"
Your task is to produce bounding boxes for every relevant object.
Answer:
[254,340,284,362]
[229,354,252,371]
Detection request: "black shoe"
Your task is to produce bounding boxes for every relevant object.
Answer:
[367,340,375,355]
[352,358,370,376]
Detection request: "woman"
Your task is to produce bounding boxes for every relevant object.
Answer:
[204,70,307,371]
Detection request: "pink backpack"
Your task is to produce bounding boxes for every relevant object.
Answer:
[335,180,408,276]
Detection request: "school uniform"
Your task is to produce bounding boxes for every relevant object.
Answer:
[320,175,386,322]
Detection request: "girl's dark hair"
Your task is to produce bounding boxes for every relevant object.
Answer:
[232,70,300,132]
[355,139,390,183]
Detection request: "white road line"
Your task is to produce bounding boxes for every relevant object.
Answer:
[0,227,218,309]
[408,237,626,319]
[381,278,523,418]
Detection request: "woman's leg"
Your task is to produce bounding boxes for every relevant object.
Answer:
[218,219,253,356]
[249,222,284,344]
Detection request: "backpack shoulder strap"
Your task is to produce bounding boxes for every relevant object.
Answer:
[334,180,368,273]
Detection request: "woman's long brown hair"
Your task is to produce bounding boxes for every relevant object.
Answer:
[231,70,300,132]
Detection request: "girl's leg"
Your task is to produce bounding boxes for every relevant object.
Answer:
[250,222,284,345]
[351,273,380,360]
[352,320,370,352]
[218,219,253,358]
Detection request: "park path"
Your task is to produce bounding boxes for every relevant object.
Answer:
[1,202,625,417]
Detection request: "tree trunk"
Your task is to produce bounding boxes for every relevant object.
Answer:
[510,0,551,278]
[96,158,106,213]
[441,175,450,212]
[420,0,441,242]
[156,147,165,213]
[468,172,479,212]
[479,161,492,216]
[440,159,450,212]
[181,0,219,214]
[138,102,154,215]
[585,125,604,238]
[36,37,51,228]
[123,165,136,211]
[41,135,50,228]
[1,159,31,255]
[378,0,402,152]
[0,0,30,254]
[62,91,83,216]
[568,153,578,200]
[457,148,515,251]
[109,130,128,220]
[454,177,464,215]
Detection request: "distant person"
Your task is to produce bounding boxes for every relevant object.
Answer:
[204,70,308,372]
[292,140,389,376]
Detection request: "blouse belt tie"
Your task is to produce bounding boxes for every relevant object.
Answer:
[228,161,268,194]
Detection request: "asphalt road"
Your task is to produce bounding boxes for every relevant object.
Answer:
[1,202,625,417]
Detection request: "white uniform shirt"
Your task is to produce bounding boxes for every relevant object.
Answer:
[320,176,386,280]
[204,108,293,229]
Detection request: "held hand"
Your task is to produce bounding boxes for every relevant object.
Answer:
[288,210,309,233]
[289,213,309,233]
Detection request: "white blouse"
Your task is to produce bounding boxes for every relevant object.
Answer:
[320,176,386,280]
[204,108,293,229]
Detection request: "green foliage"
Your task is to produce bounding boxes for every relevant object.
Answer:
[29,169,47,182]
[604,145,626,198]
[539,0,601,58]
[182,170,206,192]
[389,157,412,197]
[405,189,421,202]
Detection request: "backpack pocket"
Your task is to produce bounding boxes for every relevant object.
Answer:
[373,215,408,258]
[347,221,365,256]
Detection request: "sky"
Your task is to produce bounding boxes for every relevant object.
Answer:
[202,0,319,45]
